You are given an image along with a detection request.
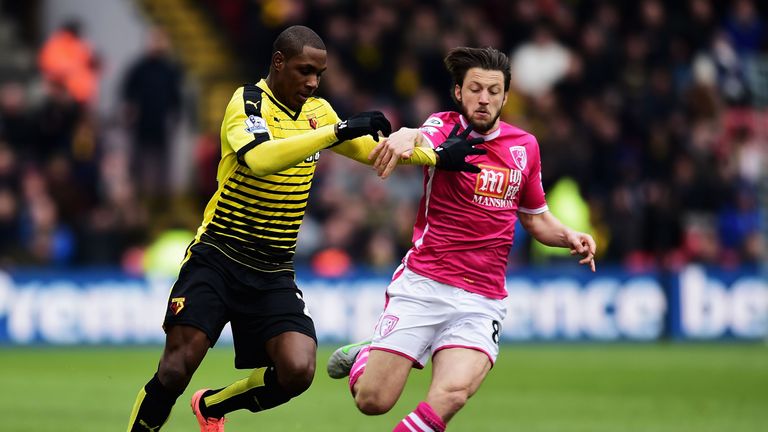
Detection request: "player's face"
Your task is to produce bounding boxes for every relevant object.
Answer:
[455,68,507,134]
[273,46,327,111]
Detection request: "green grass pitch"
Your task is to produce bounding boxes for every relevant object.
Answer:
[1,344,766,431]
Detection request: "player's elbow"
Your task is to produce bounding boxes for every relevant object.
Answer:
[244,156,276,177]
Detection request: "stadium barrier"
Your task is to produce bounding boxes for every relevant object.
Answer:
[0,266,765,345]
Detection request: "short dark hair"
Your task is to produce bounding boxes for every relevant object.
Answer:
[272,25,326,60]
[444,47,511,93]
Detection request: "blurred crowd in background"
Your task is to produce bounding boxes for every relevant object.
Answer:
[0,0,766,276]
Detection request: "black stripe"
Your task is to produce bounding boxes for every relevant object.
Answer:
[236,135,270,163]
[213,207,303,230]
[229,177,311,196]
[268,172,314,178]
[208,220,297,245]
[218,192,307,215]
[213,212,301,232]
[216,200,305,222]
[236,170,313,187]
[223,184,309,204]
[211,215,300,239]
[243,85,263,109]
[210,221,299,245]
[237,85,270,164]
[274,166,316,175]
[242,85,264,130]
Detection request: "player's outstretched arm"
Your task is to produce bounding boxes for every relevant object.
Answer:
[519,211,597,272]
[333,125,437,174]
[241,125,338,176]
[241,111,391,177]
[352,124,487,179]
[366,127,431,178]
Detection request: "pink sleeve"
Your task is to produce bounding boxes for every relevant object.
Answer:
[418,112,453,149]
[518,137,548,214]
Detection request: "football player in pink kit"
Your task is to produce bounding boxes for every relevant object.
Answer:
[327,47,596,431]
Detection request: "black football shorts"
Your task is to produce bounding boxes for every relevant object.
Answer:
[163,243,316,368]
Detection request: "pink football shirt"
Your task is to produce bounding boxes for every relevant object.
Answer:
[400,111,548,299]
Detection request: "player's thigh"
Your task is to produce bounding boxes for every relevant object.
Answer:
[372,269,451,367]
[231,286,316,370]
[429,347,492,399]
[163,256,230,348]
[355,348,414,410]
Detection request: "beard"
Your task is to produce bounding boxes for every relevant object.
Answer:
[458,103,502,134]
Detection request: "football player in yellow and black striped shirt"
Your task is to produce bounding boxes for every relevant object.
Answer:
[125,25,475,432]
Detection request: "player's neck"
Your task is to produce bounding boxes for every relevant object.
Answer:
[264,75,296,112]
[264,75,279,98]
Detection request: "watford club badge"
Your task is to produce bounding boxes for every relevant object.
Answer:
[307,113,317,129]
[170,297,186,315]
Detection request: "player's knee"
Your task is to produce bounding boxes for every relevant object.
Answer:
[437,388,470,414]
[157,361,191,393]
[275,358,315,396]
[354,388,395,415]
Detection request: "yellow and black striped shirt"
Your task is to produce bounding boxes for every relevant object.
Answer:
[193,79,345,272]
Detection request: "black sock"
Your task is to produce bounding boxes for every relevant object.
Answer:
[200,366,291,419]
[127,373,182,431]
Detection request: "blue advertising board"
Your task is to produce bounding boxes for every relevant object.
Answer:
[0,266,764,345]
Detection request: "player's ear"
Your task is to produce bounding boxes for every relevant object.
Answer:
[272,51,285,72]
[502,90,508,107]
[454,84,461,102]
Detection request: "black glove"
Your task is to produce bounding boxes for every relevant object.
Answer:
[335,111,392,142]
[434,124,487,173]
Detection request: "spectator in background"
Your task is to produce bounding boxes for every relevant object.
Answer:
[38,19,99,107]
[17,168,75,265]
[121,28,183,199]
[511,22,571,97]
[685,0,718,53]
[0,143,20,263]
[723,0,765,58]
[0,82,32,155]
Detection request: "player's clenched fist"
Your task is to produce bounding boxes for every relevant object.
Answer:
[335,111,392,142]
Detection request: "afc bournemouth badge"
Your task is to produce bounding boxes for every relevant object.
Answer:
[307,113,318,129]
[378,314,399,338]
[509,146,527,171]
[170,297,186,315]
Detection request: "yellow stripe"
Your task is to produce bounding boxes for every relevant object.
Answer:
[203,367,269,407]
[126,387,147,432]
